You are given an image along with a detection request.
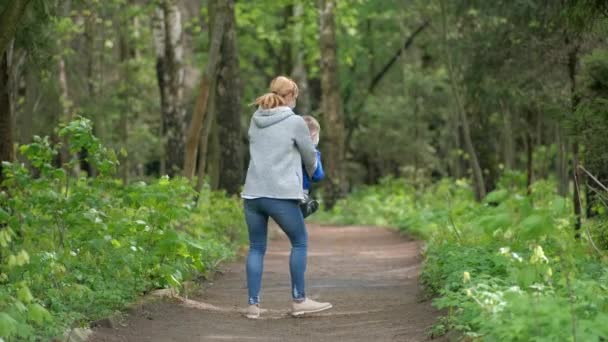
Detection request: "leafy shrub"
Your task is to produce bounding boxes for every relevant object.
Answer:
[0,118,246,340]
[317,172,608,341]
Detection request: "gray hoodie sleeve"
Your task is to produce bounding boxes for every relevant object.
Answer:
[292,116,318,176]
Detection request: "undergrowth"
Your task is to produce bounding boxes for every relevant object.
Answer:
[0,118,246,340]
[317,174,608,341]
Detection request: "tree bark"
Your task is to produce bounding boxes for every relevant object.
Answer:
[526,111,534,196]
[58,57,73,165]
[216,0,243,196]
[439,0,486,201]
[195,91,216,193]
[556,123,569,196]
[0,0,32,56]
[0,50,14,185]
[566,40,582,234]
[207,116,221,190]
[154,0,186,177]
[118,12,135,185]
[501,103,515,170]
[182,0,227,179]
[84,7,100,177]
[319,0,346,209]
[291,3,311,115]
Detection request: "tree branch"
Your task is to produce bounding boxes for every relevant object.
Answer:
[368,20,430,94]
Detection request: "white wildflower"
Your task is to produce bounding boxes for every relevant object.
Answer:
[511,252,523,262]
[463,271,471,283]
[530,245,549,264]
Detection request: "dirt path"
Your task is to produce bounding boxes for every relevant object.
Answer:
[90,224,443,342]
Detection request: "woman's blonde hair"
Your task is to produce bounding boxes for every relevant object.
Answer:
[254,76,299,109]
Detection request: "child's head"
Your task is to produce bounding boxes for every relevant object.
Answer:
[303,115,320,145]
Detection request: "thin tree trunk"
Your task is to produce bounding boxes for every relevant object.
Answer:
[556,123,569,196]
[567,41,582,234]
[526,111,534,196]
[572,141,582,236]
[154,0,186,176]
[183,0,227,179]
[291,3,311,115]
[439,0,486,201]
[58,57,72,165]
[450,120,463,179]
[501,102,515,170]
[152,6,166,176]
[118,12,135,185]
[0,50,14,185]
[216,0,243,196]
[58,1,80,174]
[398,7,418,181]
[319,0,346,209]
[84,8,100,176]
[0,0,32,56]
[208,116,221,190]
[195,91,216,193]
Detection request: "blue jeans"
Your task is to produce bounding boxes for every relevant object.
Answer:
[244,198,307,305]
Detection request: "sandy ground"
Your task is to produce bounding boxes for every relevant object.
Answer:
[90,224,444,342]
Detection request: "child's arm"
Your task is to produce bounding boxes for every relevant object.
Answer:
[311,150,324,182]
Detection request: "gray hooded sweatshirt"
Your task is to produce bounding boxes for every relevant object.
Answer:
[241,106,317,201]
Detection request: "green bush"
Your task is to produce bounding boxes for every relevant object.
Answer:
[317,174,608,341]
[0,118,246,341]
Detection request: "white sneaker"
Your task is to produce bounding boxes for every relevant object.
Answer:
[245,304,260,319]
[291,298,333,317]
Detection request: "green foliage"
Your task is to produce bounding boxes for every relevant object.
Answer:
[318,174,608,341]
[0,119,246,341]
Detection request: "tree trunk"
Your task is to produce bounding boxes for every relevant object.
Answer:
[319,0,346,209]
[195,91,216,193]
[152,7,166,175]
[501,103,515,170]
[84,8,100,177]
[0,50,14,185]
[291,3,311,115]
[118,13,135,185]
[208,117,221,190]
[216,0,243,196]
[567,40,582,234]
[526,112,534,196]
[154,0,186,177]
[58,57,73,165]
[0,0,32,56]
[183,0,227,179]
[556,123,569,196]
[58,1,80,174]
[439,0,486,201]
[398,9,418,181]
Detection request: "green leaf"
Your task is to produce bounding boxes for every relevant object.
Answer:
[27,304,52,324]
[17,286,34,303]
[484,189,509,204]
[0,313,18,337]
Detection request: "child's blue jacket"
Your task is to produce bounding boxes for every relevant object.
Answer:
[303,150,324,190]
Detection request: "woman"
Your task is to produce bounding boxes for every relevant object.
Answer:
[241,76,333,319]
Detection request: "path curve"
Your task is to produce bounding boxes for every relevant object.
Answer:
[91,224,443,342]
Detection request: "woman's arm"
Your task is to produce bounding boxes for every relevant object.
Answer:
[292,116,317,176]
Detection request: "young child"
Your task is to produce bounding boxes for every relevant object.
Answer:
[301,116,324,217]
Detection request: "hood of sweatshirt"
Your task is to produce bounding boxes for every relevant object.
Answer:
[252,106,294,128]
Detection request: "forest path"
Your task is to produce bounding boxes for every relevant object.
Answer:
[90,224,443,342]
